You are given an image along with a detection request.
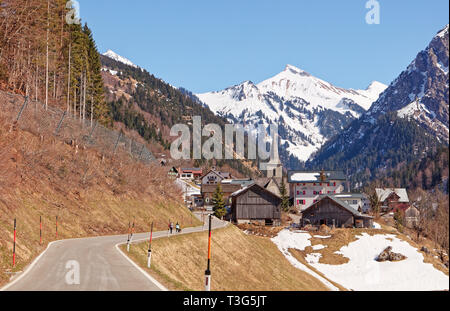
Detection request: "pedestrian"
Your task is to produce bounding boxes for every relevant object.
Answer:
[170,222,174,234]
[176,222,180,233]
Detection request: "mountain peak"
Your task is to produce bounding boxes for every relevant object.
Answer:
[103,50,138,68]
[436,24,449,38]
[284,64,310,76]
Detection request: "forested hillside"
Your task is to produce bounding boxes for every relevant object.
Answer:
[101,54,261,177]
[0,0,110,125]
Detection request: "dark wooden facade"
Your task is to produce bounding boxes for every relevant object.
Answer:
[301,196,373,228]
[201,183,242,207]
[231,184,281,226]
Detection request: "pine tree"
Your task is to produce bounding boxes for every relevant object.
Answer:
[280,179,290,212]
[212,183,227,219]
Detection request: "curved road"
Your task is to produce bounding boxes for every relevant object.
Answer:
[2,213,226,291]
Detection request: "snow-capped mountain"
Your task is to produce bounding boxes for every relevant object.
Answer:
[197,65,387,164]
[370,24,449,142]
[309,24,449,186]
[103,50,138,68]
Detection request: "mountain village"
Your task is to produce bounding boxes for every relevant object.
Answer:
[0,1,448,294]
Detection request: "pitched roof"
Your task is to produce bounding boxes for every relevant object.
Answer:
[231,182,281,200]
[199,169,232,180]
[288,170,346,183]
[302,195,372,218]
[180,168,203,173]
[375,188,409,203]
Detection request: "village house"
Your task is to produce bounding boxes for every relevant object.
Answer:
[179,168,203,181]
[201,183,242,210]
[200,168,233,185]
[288,170,346,211]
[404,205,420,228]
[333,193,366,213]
[375,188,410,213]
[167,167,179,178]
[301,195,373,228]
[229,183,282,226]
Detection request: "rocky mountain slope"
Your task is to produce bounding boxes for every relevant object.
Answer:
[197,65,386,167]
[309,25,449,186]
[100,51,260,177]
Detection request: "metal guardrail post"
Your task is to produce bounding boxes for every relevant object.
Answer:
[113,132,122,154]
[54,111,67,135]
[16,96,29,122]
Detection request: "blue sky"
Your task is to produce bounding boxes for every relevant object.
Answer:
[79,0,448,93]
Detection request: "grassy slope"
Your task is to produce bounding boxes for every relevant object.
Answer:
[0,108,201,287]
[124,225,330,291]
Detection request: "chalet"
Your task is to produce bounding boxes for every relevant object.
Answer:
[168,167,179,178]
[200,169,233,185]
[201,183,242,210]
[179,168,203,181]
[288,170,346,211]
[375,188,410,213]
[301,195,373,228]
[230,183,282,226]
[333,193,366,213]
[404,206,420,228]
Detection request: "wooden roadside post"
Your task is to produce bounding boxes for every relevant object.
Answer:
[55,216,58,240]
[147,222,154,268]
[13,218,17,268]
[204,214,212,291]
[40,216,42,245]
[127,221,131,252]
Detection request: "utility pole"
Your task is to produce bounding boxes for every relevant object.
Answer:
[204,214,212,291]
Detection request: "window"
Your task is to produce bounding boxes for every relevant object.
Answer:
[297,191,300,195]
[328,191,331,194]
[303,191,306,195]
[313,183,316,186]
[296,200,300,205]
[300,200,305,205]
[303,183,306,186]
[320,183,322,186]
[333,182,336,186]
[313,191,317,195]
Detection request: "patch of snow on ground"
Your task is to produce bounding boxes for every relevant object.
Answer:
[373,222,381,229]
[271,230,339,291]
[309,233,449,291]
[314,235,331,239]
[306,253,322,264]
[312,244,326,250]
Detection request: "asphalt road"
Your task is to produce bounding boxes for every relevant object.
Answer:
[2,213,226,291]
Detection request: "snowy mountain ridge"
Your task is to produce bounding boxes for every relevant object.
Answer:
[197,65,387,164]
[103,50,138,68]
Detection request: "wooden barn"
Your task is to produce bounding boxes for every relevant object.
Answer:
[301,195,373,228]
[230,183,282,226]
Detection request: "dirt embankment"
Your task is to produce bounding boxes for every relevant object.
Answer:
[0,99,201,287]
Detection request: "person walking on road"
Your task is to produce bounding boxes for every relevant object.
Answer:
[176,222,180,233]
[169,222,174,234]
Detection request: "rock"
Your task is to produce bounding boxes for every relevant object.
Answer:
[376,246,407,262]
[421,246,430,254]
[444,261,449,269]
[376,246,392,262]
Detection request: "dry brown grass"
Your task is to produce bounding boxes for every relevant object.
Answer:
[125,225,331,291]
[0,103,201,287]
